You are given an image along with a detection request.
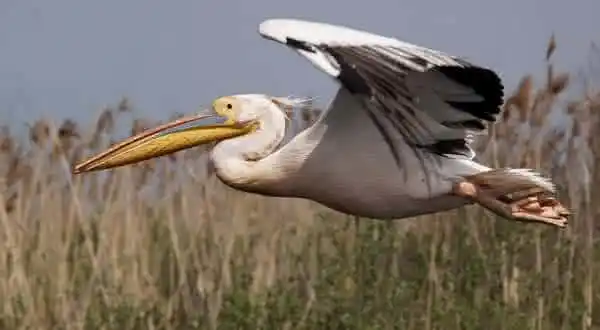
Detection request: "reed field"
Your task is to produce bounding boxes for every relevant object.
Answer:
[0,39,599,330]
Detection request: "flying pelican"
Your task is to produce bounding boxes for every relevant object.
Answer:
[73,19,570,227]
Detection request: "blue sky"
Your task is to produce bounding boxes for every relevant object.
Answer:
[0,0,599,126]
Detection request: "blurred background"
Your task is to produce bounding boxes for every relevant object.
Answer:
[0,1,599,329]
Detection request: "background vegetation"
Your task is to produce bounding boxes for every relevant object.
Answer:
[0,38,598,330]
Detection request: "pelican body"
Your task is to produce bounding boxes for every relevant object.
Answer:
[74,19,569,227]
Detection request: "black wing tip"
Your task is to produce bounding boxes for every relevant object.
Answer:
[436,65,504,122]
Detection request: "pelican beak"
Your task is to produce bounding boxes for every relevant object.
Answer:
[73,112,254,174]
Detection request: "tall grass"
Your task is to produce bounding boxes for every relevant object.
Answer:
[0,39,598,330]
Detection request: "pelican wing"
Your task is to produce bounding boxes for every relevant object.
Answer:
[259,19,504,159]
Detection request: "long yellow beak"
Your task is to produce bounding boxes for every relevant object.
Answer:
[73,112,253,174]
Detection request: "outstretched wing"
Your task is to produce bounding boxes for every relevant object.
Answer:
[259,18,504,159]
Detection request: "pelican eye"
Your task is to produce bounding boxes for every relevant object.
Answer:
[227,103,233,109]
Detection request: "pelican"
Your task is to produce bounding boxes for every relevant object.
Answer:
[73,19,570,227]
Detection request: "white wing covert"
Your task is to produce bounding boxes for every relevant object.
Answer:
[259,19,504,159]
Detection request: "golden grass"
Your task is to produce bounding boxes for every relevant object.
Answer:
[0,39,599,330]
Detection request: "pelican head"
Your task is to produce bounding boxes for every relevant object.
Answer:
[73,95,292,174]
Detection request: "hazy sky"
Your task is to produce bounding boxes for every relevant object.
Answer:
[0,0,599,125]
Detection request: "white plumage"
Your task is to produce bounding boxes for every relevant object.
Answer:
[74,18,570,227]
[257,18,566,225]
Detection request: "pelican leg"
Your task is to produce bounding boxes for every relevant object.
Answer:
[452,181,569,228]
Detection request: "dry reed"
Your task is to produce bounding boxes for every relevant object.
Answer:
[0,38,598,330]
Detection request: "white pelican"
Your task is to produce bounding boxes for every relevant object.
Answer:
[73,19,569,227]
